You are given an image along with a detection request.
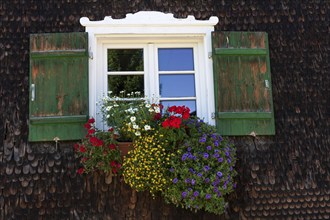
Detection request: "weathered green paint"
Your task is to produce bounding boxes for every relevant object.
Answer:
[212,32,275,136]
[29,32,89,141]
[215,48,267,56]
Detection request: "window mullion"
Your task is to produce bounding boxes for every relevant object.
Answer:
[146,43,158,100]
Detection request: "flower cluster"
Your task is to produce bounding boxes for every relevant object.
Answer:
[100,91,162,141]
[162,118,237,215]
[162,106,190,129]
[122,132,172,197]
[75,118,122,175]
[75,97,237,215]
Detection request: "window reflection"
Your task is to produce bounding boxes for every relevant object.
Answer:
[108,49,143,72]
[108,75,144,96]
[158,48,194,71]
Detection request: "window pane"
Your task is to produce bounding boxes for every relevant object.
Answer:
[158,48,194,71]
[108,75,144,96]
[161,100,196,116]
[159,74,195,97]
[108,49,143,71]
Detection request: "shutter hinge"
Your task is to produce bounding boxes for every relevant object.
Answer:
[89,47,93,59]
[208,52,212,59]
[265,80,270,88]
[211,112,217,119]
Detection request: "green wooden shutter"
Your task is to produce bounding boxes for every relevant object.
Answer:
[212,32,275,135]
[29,32,89,141]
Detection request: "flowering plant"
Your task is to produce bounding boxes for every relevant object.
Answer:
[74,118,122,175]
[122,106,192,197]
[162,118,237,215]
[100,91,162,141]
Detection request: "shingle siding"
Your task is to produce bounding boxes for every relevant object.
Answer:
[0,0,329,219]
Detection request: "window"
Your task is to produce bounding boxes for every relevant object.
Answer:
[28,12,276,141]
[81,11,219,129]
[106,45,197,114]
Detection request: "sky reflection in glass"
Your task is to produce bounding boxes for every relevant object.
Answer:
[159,74,195,97]
[158,48,194,71]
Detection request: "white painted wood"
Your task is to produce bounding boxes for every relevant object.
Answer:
[80,11,218,127]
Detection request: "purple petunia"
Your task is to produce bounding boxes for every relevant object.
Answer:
[199,136,206,143]
[217,171,223,178]
[204,165,210,171]
[218,157,223,163]
[191,179,196,185]
[206,145,212,151]
[193,191,199,197]
[205,178,210,183]
[203,153,209,159]
[185,178,191,183]
[205,194,211,200]
[173,178,178,184]
[197,172,203,177]
[182,191,187,198]
[169,167,174,173]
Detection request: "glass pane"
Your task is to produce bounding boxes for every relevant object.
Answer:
[108,49,143,71]
[159,74,195,97]
[158,48,194,71]
[161,100,196,116]
[108,75,144,96]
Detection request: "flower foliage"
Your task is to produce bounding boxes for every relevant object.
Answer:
[122,132,171,197]
[100,91,162,141]
[75,118,122,175]
[122,106,192,196]
[77,92,237,215]
[162,118,237,215]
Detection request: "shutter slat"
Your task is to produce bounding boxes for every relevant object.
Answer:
[215,48,267,55]
[212,32,275,136]
[29,32,89,141]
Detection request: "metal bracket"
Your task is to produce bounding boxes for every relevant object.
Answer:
[89,47,93,59]
[265,80,270,88]
[211,112,216,119]
[53,137,60,150]
[31,84,35,101]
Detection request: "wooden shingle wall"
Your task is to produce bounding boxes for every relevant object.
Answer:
[0,0,329,219]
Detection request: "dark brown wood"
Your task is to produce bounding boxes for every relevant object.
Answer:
[0,0,329,219]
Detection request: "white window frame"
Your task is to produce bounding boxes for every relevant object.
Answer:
[80,11,219,129]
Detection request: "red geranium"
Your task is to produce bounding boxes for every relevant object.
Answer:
[87,118,95,124]
[79,145,87,153]
[109,144,116,150]
[77,167,84,175]
[88,129,96,135]
[89,136,103,147]
[74,143,79,152]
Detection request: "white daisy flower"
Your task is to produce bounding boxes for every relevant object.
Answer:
[144,125,151,130]
[130,116,136,122]
[155,107,160,113]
